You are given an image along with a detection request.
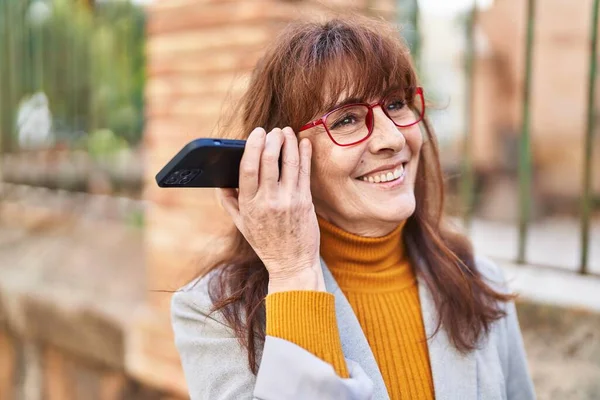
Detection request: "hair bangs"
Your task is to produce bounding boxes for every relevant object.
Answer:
[320,54,416,112]
[292,18,418,123]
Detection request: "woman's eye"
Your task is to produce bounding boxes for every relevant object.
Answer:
[331,114,357,129]
[387,99,406,111]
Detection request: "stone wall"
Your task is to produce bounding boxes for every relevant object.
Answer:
[0,187,183,399]
[0,327,178,400]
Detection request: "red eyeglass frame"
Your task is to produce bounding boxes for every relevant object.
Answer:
[298,86,425,147]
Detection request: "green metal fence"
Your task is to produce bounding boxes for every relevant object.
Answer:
[0,0,145,196]
[462,0,599,275]
[581,0,600,274]
[0,0,145,153]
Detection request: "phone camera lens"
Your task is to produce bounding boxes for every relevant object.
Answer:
[179,176,192,184]
[179,169,191,176]
[165,175,179,184]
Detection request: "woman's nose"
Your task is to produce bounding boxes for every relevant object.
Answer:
[367,106,407,153]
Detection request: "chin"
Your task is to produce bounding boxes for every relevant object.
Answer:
[369,198,416,224]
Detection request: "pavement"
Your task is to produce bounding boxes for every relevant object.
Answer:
[470,217,600,275]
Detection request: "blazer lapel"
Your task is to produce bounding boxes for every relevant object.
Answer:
[418,275,477,400]
[320,258,390,400]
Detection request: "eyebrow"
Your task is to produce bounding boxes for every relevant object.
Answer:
[328,97,364,111]
[327,86,407,112]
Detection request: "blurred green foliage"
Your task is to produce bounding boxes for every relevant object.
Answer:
[85,128,129,161]
[0,0,146,153]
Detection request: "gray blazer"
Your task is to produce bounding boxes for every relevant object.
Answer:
[171,256,536,400]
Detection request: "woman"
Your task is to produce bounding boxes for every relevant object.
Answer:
[171,15,536,400]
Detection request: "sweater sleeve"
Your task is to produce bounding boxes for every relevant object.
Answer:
[265,291,350,378]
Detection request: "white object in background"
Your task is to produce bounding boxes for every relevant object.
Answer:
[17,92,54,150]
[26,0,52,27]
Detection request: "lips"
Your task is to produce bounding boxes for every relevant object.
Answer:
[358,164,406,183]
[356,161,408,182]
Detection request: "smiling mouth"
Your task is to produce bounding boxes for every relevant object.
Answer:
[357,163,407,183]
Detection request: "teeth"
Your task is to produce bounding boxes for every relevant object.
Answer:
[360,164,405,183]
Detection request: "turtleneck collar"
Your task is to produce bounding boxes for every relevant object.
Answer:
[317,216,415,292]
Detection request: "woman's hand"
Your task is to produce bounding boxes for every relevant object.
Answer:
[218,127,325,294]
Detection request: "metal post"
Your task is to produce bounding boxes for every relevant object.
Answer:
[517,0,536,264]
[71,6,80,133]
[33,23,44,90]
[2,0,19,154]
[580,0,600,275]
[0,0,4,155]
[461,1,478,229]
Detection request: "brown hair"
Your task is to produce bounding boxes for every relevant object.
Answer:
[195,15,514,374]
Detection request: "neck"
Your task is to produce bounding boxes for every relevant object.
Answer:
[317,216,415,292]
[314,208,405,238]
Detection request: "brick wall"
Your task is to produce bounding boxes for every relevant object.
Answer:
[0,194,184,399]
[135,0,396,396]
[143,0,397,294]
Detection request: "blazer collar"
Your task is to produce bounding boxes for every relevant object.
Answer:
[320,256,477,400]
[417,274,477,400]
[320,258,390,400]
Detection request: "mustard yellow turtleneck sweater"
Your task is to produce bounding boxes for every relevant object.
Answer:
[265,217,435,400]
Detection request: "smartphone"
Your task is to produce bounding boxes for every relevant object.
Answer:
[155,138,248,188]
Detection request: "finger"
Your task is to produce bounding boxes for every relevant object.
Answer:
[239,127,266,200]
[298,138,312,191]
[280,127,300,190]
[217,188,241,223]
[259,128,284,192]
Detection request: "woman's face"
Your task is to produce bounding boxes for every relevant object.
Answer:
[298,93,423,237]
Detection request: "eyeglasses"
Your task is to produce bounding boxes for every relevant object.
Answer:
[299,87,425,147]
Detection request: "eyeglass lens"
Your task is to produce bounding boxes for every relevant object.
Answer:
[324,92,423,145]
